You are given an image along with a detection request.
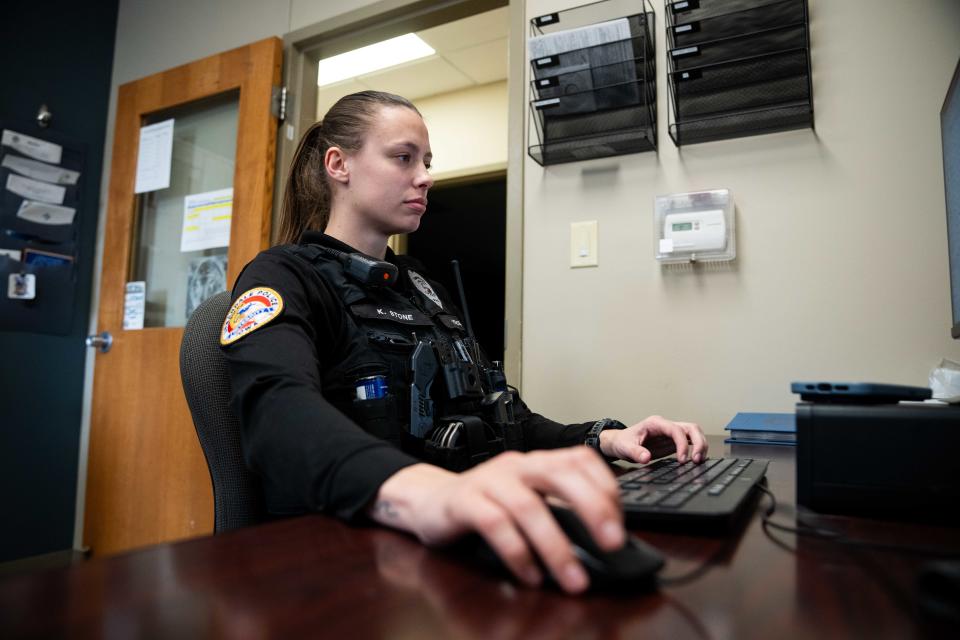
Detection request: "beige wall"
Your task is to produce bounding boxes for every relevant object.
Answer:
[415,81,508,180]
[521,0,960,432]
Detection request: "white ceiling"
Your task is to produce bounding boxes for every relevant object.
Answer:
[316,6,509,117]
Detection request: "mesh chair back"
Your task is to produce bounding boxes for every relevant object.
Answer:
[180,291,267,532]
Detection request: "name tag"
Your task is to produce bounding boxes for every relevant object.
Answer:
[350,303,433,326]
[437,314,466,331]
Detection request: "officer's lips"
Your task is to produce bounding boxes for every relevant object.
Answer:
[404,197,427,213]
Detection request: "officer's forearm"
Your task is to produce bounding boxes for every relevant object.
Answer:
[522,412,595,450]
[367,463,457,537]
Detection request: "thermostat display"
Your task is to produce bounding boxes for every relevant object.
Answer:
[663,209,726,252]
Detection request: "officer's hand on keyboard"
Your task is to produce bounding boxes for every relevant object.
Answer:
[370,448,624,595]
[599,415,708,464]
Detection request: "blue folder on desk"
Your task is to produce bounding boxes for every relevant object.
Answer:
[724,412,796,446]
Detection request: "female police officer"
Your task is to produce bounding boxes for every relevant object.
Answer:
[221,91,707,594]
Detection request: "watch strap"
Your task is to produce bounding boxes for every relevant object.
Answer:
[584,418,626,452]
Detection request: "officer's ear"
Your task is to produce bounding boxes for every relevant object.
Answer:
[324,146,350,185]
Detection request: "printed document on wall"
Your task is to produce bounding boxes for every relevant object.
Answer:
[180,188,232,252]
[123,281,146,330]
[134,119,174,193]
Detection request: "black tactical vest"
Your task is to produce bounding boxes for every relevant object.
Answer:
[289,243,523,471]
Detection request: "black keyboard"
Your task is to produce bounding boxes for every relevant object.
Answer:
[618,457,770,530]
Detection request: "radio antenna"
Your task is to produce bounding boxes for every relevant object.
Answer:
[450,260,476,340]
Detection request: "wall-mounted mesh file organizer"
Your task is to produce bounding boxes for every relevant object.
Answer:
[528,0,656,165]
[665,0,813,146]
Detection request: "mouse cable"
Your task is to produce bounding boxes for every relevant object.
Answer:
[658,592,714,640]
[656,528,743,587]
[757,485,960,558]
[660,484,960,589]
[757,486,921,619]
[656,479,787,587]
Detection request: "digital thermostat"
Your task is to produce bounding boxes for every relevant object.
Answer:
[655,189,736,264]
[662,209,726,252]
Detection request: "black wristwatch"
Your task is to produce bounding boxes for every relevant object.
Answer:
[584,418,626,454]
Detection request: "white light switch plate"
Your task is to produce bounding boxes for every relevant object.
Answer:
[570,220,598,268]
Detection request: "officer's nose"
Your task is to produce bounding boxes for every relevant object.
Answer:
[415,165,434,191]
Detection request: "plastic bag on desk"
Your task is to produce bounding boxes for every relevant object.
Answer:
[929,358,960,403]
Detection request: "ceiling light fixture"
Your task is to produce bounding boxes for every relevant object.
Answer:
[317,34,436,86]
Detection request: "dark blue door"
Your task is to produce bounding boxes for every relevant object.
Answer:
[0,0,119,562]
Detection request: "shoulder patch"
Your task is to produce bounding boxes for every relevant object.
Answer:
[220,287,284,345]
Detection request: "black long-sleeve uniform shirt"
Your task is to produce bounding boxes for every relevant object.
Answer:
[221,232,596,520]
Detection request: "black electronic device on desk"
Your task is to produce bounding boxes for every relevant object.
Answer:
[791,381,933,404]
[795,398,960,525]
[617,456,770,530]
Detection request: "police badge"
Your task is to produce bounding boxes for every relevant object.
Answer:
[408,269,443,310]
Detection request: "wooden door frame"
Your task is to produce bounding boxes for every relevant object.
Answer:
[275,0,526,389]
[82,37,282,555]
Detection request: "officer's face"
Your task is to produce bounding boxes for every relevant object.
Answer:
[345,105,434,237]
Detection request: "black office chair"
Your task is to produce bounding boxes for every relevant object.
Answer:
[180,291,267,532]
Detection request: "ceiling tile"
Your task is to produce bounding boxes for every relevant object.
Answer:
[444,38,508,85]
[416,6,509,53]
[358,56,474,101]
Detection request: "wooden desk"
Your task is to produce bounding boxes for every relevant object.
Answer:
[1,437,956,639]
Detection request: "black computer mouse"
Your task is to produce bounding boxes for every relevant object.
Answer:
[453,504,664,592]
[917,560,960,623]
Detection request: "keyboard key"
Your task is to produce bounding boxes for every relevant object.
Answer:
[707,484,727,496]
[619,469,654,483]
[656,465,700,484]
[700,467,728,483]
[685,465,710,479]
[637,490,668,505]
[660,492,694,508]
[621,489,649,503]
[652,473,677,484]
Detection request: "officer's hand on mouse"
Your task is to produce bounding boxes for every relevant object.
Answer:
[370,448,624,594]
[599,415,708,464]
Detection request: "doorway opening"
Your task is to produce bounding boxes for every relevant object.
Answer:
[407,175,506,360]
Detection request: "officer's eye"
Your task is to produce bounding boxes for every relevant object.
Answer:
[397,154,411,163]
